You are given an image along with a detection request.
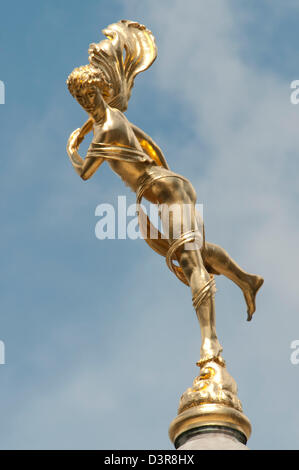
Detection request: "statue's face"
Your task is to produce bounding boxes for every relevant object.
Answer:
[75,85,102,114]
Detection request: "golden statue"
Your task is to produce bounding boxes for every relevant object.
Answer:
[66,20,263,447]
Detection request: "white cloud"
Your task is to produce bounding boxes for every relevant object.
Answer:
[2,1,299,449]
[120,0,299,448]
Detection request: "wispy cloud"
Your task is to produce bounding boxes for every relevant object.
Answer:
[1,0,299,450]
[121,0,299,449]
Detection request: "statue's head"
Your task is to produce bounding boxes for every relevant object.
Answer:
[67,65,112,115]
[67,21,157,114]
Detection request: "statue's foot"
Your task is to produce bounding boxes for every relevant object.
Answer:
[196,354,225,368]
[243,275,264,321]
[197,339,224,367]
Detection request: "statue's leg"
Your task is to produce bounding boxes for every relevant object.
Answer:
[178,247,223,364]
[202,242,264,321]
[151,177,223,364]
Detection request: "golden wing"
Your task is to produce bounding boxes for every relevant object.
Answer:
[88,20,157,112]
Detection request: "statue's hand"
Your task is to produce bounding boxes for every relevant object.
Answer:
[67,128,81,156]
[66,120,94,176]
[66,128,84,175]
[67,118,94,155]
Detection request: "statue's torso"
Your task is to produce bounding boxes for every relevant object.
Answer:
[91,107,156,192]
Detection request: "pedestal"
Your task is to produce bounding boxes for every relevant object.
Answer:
[169,358,251,450]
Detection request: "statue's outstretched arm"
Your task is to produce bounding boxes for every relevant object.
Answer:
[130,123,170,170]
[66,119,104,180]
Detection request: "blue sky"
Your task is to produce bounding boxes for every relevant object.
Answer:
[1,0,299,449]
